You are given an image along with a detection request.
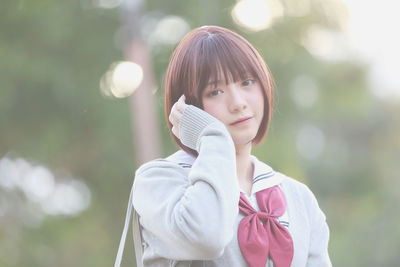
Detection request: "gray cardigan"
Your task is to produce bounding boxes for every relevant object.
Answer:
[131,105,331,266]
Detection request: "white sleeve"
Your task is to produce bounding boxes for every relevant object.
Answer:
[305,186,332,267]
[132,105,240,260]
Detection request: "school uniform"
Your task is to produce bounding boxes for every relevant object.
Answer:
[121,105,331,267]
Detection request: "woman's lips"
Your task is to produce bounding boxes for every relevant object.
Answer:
[230,117,253,126]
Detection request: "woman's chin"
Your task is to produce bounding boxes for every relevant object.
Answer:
[232,135,257,148]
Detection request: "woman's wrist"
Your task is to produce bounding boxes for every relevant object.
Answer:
[179,105,223,151]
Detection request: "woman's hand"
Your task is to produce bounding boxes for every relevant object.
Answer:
[169,95,188,139]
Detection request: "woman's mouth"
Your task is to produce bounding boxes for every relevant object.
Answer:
[230,117,253,126]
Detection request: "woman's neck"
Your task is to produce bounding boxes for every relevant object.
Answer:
[235,143,254,196]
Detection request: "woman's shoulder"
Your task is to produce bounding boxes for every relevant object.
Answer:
[135,150,195,175]
[251,156,315,200]
[133,150,196,193]
[165,150,196,167]
[278,172,315,197]
[276,172,322,212]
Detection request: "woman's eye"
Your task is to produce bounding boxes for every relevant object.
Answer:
[242,79,255,86]
[208,89,223,97]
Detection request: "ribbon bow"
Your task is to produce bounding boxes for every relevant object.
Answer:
[238,185,294,267]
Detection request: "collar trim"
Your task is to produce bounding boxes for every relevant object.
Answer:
[251,155,284,194]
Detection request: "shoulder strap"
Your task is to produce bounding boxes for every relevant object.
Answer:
[133,208,144,267]
[114,186,144,267]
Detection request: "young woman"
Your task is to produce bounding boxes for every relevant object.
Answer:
[116,26,331,267]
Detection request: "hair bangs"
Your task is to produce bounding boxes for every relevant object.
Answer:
[196,34,260,103]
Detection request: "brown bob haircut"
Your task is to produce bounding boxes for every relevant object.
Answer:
[164,25,274,156]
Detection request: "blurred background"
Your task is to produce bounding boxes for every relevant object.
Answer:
[1,0,400,266]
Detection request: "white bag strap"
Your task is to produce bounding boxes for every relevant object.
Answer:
[114,185,144,267]
[133,208,144,267]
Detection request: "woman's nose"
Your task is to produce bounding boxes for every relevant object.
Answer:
[228,86,247,112]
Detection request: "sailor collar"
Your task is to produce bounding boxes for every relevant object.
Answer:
[168,150,283,195]
[250,155,284,194]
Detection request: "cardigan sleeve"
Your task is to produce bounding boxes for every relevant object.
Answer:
[132,105,240,260]
[304,185,332,267]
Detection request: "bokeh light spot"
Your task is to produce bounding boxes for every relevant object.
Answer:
[100,61,143,99]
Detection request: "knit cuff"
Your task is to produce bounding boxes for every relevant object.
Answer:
[179,105,221,151]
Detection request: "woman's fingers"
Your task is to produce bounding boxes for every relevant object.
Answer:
[169,107,181,126]
[176,95,187,112]
[171,125,179,138]
[169,95,187,138]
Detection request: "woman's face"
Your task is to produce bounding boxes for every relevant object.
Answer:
[201,72,264,147]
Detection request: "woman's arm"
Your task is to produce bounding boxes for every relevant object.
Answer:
[132,105,240,260]
[304,185,332,267]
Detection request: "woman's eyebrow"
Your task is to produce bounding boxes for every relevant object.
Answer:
[241,71,252,77]
[206,71,252,87]
[206,80,221,87]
